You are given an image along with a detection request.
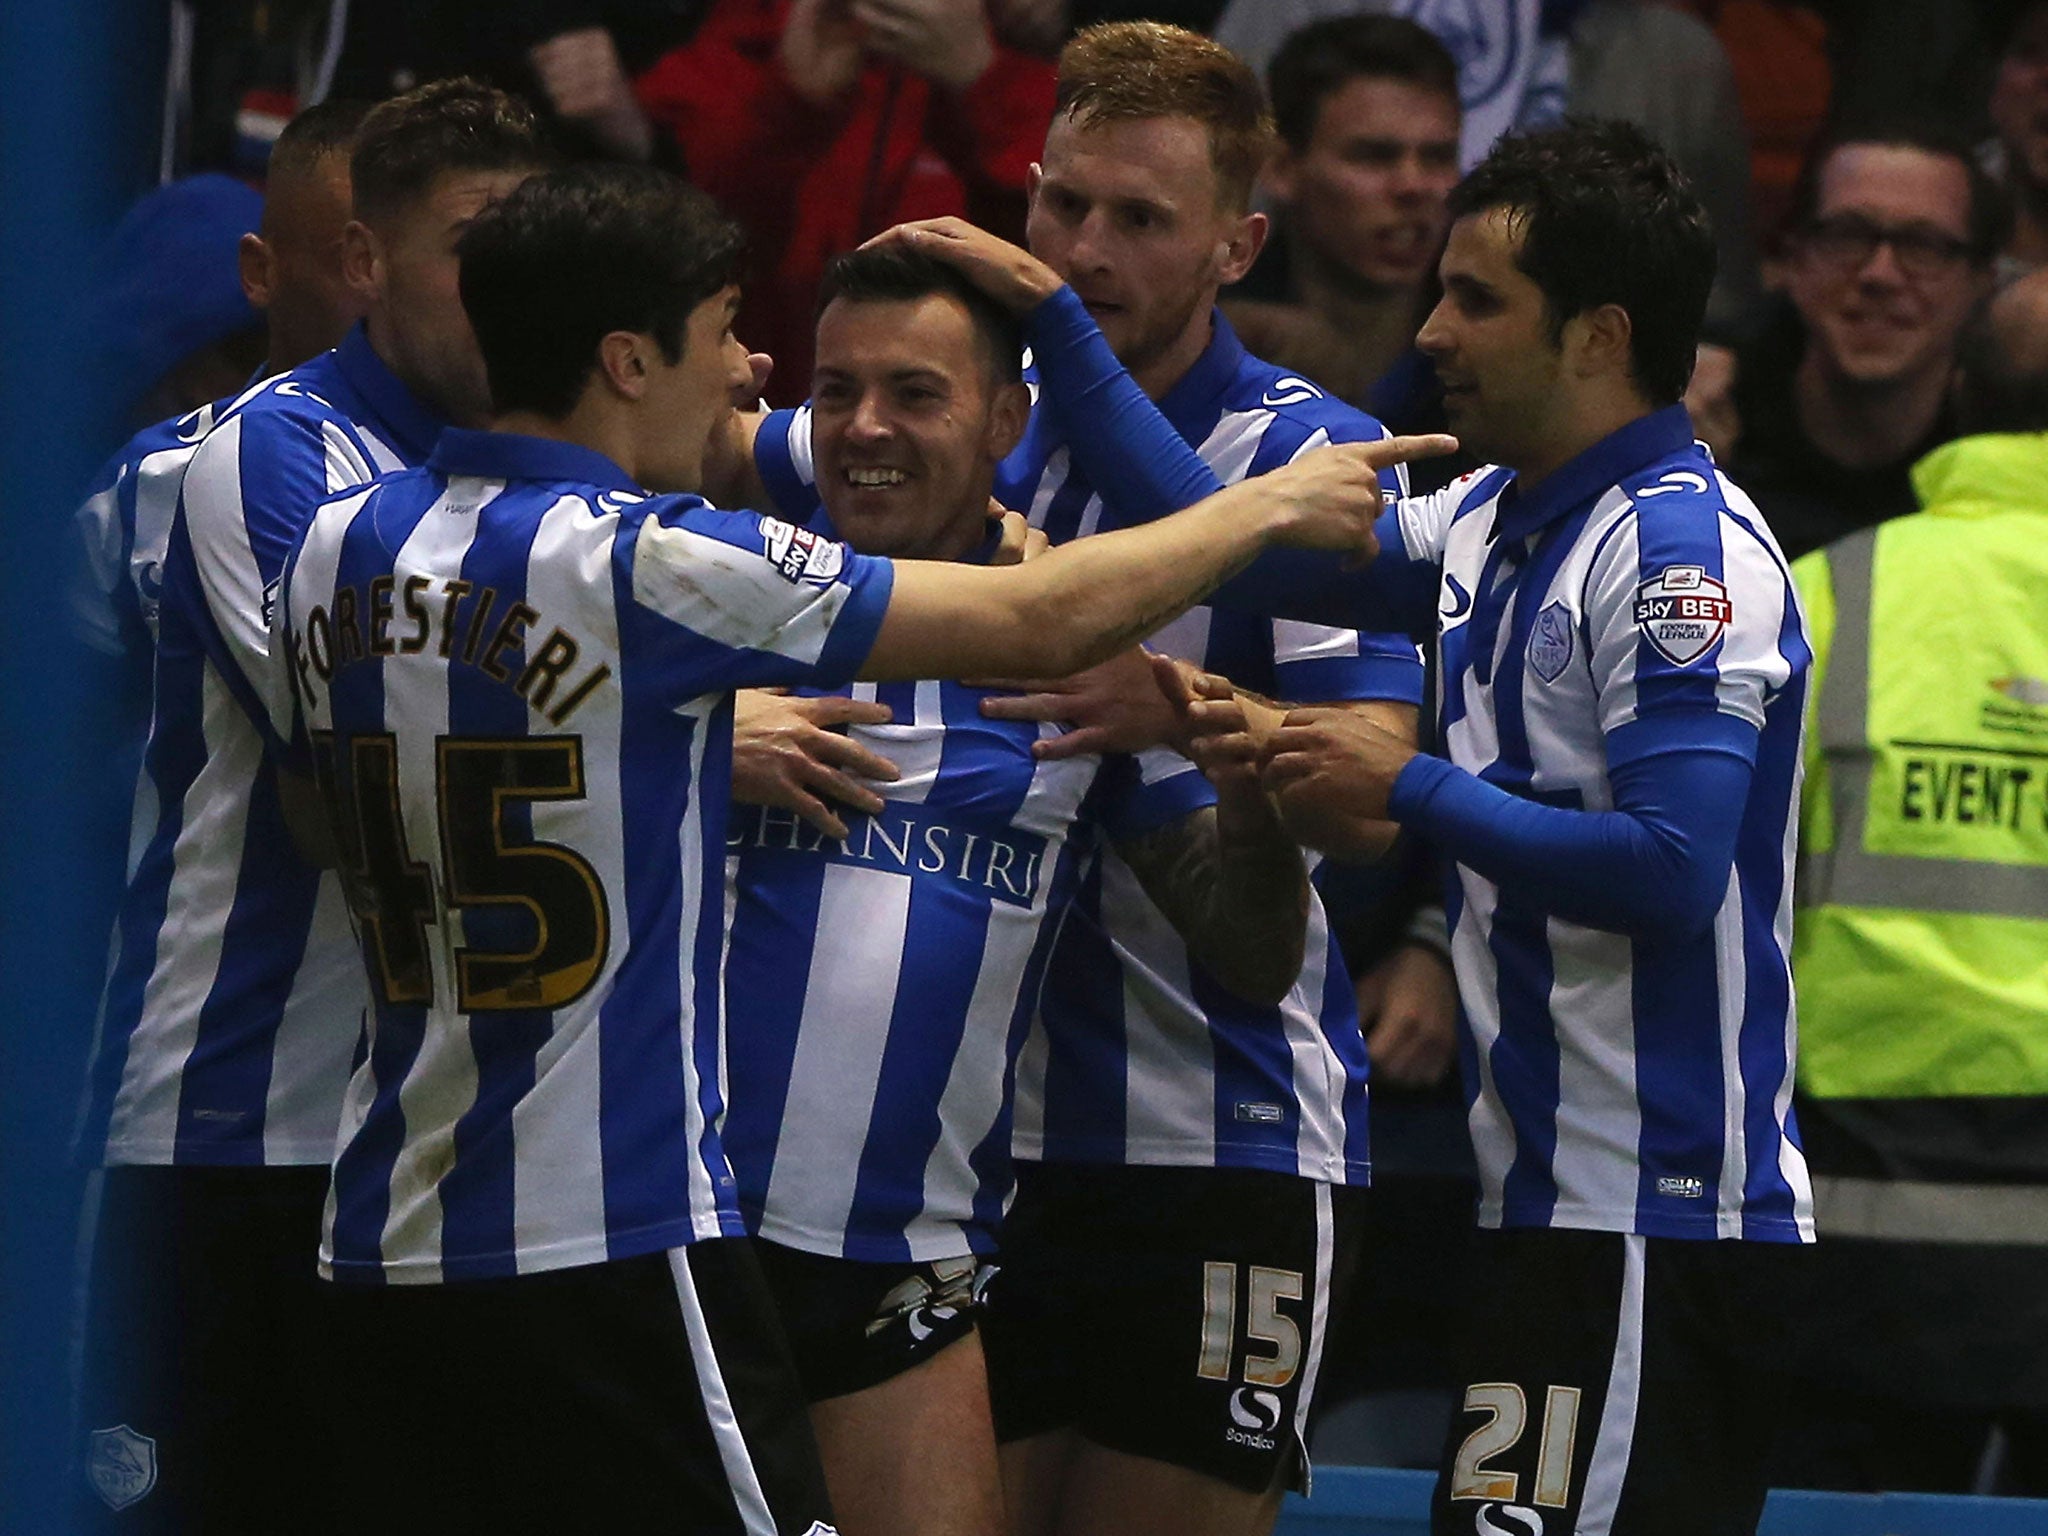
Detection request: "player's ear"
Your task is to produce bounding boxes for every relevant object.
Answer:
[596,331,648,400]
[1569,302,1634,384]
[239,232,276,310]
[986,379,1031,460]
[340,220,380,307]
[1025,162,1044,209]
[1217,209,1267,287]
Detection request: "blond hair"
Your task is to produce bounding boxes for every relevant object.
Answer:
[1054,23,1276,213]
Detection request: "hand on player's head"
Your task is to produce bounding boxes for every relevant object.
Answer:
[862,217,1064,315]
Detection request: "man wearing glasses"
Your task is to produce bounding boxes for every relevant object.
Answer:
[1726,119,2004,561]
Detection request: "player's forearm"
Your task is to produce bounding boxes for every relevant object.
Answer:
[1008,484,1287,673]
[1119,802,1308,1006]
[867,481,1284,680]
[1388,739,1755,940]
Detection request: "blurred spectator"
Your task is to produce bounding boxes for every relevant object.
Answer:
[1816,0,1995,144]
[636,0,1055,403]
[1569,0,1760,331]
[90,174,265,430]
[1225,15,1460,408]
[1708,0,1829,250]
[1211,0,1571,171]
[1989,0,2048,275]
[164,1,700,176]
[327,2,701,161]
[1772,268,2048,1497]
[1727,120,2002,560]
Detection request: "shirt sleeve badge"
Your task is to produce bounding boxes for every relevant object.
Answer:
[760,517,846,587]
[1633,564,1731,666]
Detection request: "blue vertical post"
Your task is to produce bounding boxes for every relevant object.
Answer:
[0,5,164,1531]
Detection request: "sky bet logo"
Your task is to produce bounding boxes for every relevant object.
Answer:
[1633,564,1731,666]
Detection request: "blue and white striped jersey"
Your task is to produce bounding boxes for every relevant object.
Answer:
[270,428,895,1284]
[997,313,1419,1185]
[71,398,234,661]
[724,681,1211,1264]
[83,328,443,1167]
[1395,406,1813,1241]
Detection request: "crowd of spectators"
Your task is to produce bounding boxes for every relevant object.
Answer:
[89,0,2048,1503]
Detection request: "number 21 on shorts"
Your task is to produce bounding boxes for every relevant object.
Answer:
[1451,1382,1582,1507]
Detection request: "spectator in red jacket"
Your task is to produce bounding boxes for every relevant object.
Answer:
[638,0,1056,403]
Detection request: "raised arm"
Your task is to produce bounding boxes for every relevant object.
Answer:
[869,218,1448,635]
[858,435,1451,681]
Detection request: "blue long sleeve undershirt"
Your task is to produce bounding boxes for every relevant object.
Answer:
[1024,286,1426,634]
[1389,719,1758,942]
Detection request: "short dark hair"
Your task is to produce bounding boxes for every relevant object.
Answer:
[1955,290,2048,432]
[351,77,555,227]
[1056,23,1275,214]
[458,164,745,419]
[1267,15,1460,153]
[267,97,373,183]
[1448,118,1716,405]
[815,246,1024,385]
[1786,115,2008,263]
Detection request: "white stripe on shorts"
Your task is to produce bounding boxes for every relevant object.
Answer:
[1289,1181,1337,1491]
[1577,1233,1648,1535]
[669,1246,778,1536]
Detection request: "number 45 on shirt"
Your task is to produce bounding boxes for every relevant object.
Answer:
[311,731,610,1011]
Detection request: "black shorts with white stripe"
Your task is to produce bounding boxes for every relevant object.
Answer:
[329,1238,836,1536]
[983,1163,1367,1495]
[1431,1228,1811,1536]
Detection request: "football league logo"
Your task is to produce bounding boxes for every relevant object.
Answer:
[760,518,846,587]
[1632,564,1731,667]
[86,1425,158,1511]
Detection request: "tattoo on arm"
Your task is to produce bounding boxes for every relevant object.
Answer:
[1117,803,1309,1007]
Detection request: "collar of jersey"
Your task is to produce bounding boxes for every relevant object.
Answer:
[429,427,643,494]
[1490,403,1697,543]
[332,323,449,464]
[1153,306,1248,438]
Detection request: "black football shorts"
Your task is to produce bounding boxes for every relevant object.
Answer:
[754,1238,988,1402]
[983,1161,1366,1495]
[1430,1227,1811,1536]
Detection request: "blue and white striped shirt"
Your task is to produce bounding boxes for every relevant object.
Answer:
[996,313,1420,1185]
[71,399,232,663]
[84,328,442,1167]
[1391,407,1814,1241]
[271,428,895,1283]
[724,682,1210,1263]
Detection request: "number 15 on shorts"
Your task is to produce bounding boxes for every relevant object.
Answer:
[1196,1261,1303,1400]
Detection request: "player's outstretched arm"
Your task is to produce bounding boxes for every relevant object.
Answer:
[858,435,1452,682]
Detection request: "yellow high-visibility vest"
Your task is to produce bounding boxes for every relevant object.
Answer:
[1794,432,2048,1109]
